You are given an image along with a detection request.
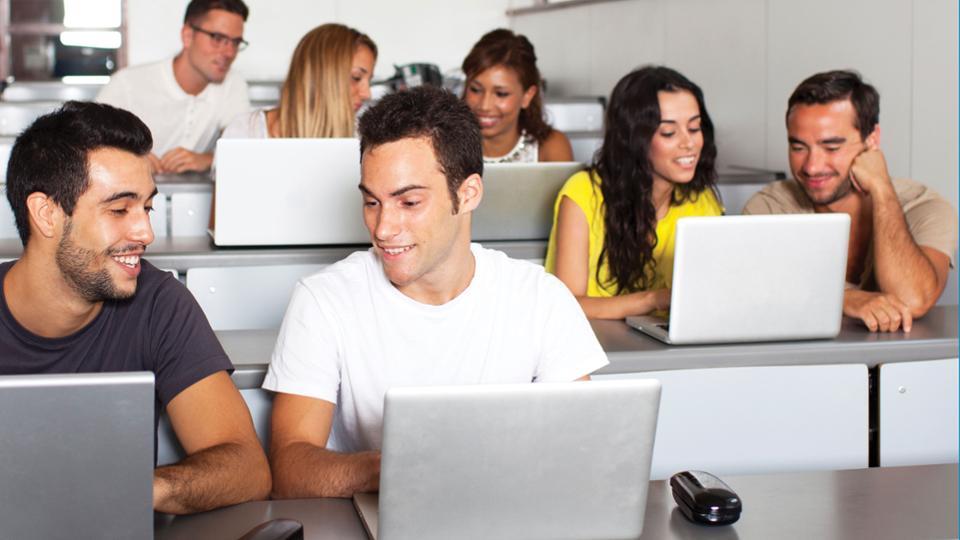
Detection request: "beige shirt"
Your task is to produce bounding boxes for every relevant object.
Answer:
[743,178,958,288]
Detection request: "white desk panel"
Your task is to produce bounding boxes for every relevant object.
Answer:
[170,192,212,237]
[543,101,603,132]
[149,191,168,239]
[186,263,325,331]
[879,357,959,466]
[595,364,869,480]
[0,189,16,240]
[0,141,12,178]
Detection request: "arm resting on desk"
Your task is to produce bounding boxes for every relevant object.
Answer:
[869,191,949,316]
[270,392,380,499]
[154,371,271,514]
[573,290,670,320]
[851,149,949,317]
[554,196,670,318]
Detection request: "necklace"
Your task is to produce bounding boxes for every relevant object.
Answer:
[484,130,528,163]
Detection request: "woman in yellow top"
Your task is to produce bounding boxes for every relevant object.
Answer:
[545,66,723,319]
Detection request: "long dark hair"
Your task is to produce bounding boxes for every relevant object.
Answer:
[593,66,718,294]
[461,29,553,142]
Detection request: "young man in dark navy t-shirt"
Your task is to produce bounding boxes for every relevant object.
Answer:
[0,101,269,514]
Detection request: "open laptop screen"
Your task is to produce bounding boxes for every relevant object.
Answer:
[0,371,154,539]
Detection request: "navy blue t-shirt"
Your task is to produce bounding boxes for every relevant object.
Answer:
[0,259,233,437]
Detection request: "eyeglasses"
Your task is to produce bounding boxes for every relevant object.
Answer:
[190,25,248,51]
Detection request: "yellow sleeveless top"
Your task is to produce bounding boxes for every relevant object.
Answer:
[544,170,724,296]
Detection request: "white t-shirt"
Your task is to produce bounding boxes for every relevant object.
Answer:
[97,58,250,156]
[262,244,609,453]
[222,108,269,139]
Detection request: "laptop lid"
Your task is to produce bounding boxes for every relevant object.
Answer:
[213,138,366,246]
[630,213,849,344]
[472,162,583,242]
[374,380,661,540]
[0,371,154,540]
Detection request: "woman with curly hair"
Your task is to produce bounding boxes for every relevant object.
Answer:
[545,66,723,318]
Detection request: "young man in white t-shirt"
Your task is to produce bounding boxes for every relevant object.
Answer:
[263,86,608,499]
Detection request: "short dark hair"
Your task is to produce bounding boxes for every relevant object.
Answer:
[358,86,483,213]
[183,0,249,24]
[5,101,153,245]
[787,70,879,140]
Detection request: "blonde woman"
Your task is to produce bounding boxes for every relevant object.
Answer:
[212,24,375,226]
[223,23,376,138]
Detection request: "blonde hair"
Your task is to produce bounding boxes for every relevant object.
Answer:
[277,23,377,138]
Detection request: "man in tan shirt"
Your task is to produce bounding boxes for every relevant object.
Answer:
[744,70,957,332]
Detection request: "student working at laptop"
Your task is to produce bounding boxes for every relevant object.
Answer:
[0,102,270,514]
[263,86,608,498]
[744,70,958,333]
[214,23,376,228]
[544,66,723,319]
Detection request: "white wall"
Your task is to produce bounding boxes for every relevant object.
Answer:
[511,0,959,208]
[126,0,510,81]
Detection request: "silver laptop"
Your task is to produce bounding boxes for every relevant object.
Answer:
[353,380,661,540]
[213,138,366,246]
[472,162,583,241]
[626,213,850,344]
[0,371,154,540]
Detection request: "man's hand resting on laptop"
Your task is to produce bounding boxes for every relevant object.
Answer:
[843,289,913,333]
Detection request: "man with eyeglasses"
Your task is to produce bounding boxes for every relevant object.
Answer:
[97,0,251,174]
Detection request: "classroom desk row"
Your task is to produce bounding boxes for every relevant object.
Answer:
[222,306,959,383]
[154,462,959,540]
[0,168,783,244]
[191,306,958,482]
[150,167,784,237]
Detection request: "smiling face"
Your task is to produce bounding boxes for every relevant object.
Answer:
[182,9,245,84]
[648,90,703,188]
[55,148,156,302]
[787,99,876,206]
[349,45,376,112]
[360,137,479,300]
[464,65,536,143]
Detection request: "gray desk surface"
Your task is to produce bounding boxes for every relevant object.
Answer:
[0,237,549,271]
[154,172,213,194]
[221,305,958,389]
[154,463,958,540]
[141,170,781,193]
[593,305,958,373]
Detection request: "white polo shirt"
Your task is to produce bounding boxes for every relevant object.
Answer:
[97,58,250,156]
